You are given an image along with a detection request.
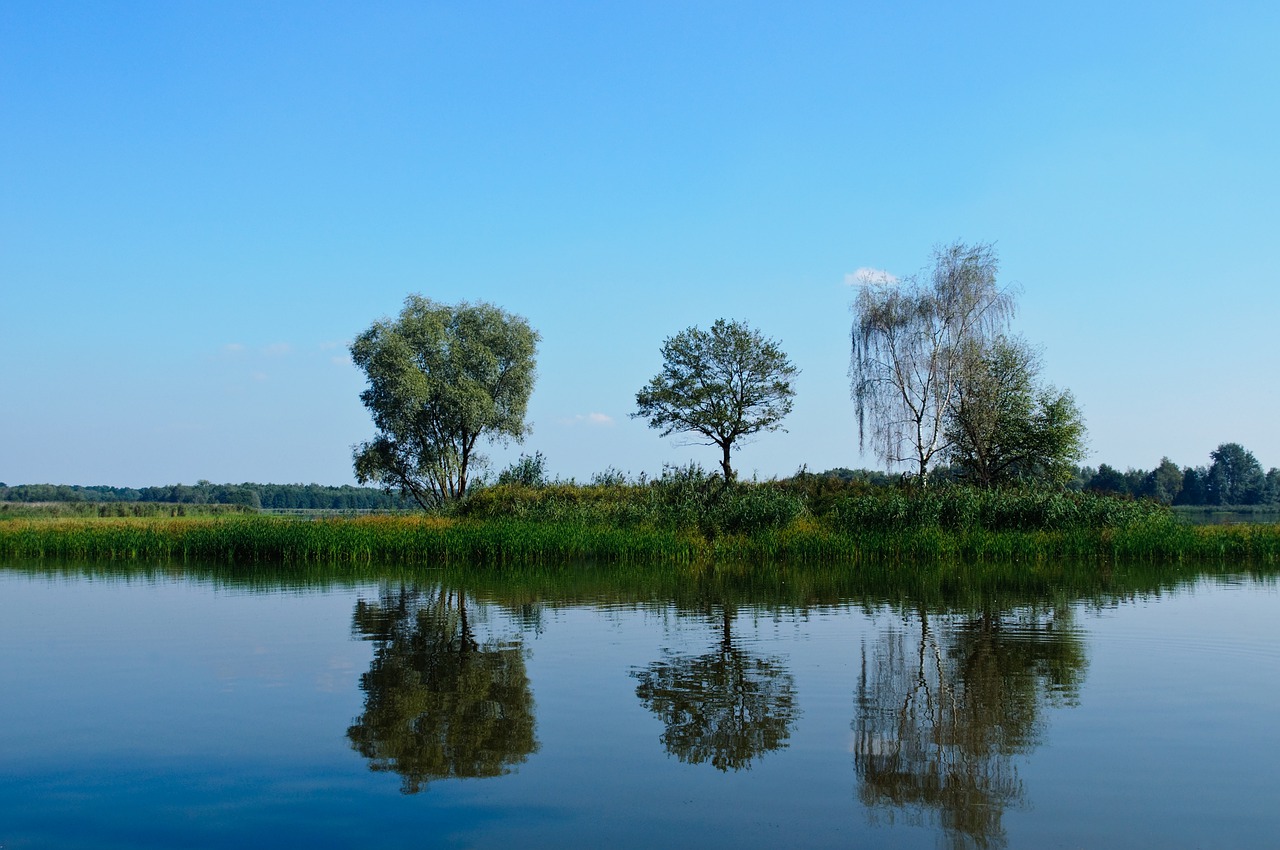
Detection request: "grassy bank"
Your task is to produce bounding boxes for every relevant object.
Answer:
[1,509,1277,567]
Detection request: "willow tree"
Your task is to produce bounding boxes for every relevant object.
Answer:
[633,319,798,482]
[850,242,1015,481]
[351,297,539,509]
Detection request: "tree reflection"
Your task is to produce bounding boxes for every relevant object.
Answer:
[634,606,798,772]
[853,606,1085,849]
[347,584,537,793]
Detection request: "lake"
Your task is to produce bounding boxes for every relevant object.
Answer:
[1,561,1277,849]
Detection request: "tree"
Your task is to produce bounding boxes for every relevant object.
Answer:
[851,242,1016,481]
[1086,463,1129,496]
[1146,458,1183,505]
[633,319,798,482]
[1266,468,1280,505]
[945,336,1086,488]
[1174,466,1208,505]
[351,297,539,509]
[1205,442,1266,506]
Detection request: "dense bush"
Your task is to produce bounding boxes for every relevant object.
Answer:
[821,487,1173,533]
[457,464,805,536]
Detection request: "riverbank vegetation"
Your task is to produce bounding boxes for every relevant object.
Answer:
[3,474,1277,568]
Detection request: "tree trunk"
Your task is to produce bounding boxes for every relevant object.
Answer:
[720,441,735,482]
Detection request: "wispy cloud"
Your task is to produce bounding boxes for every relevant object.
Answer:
[222,342,246,354]
[263,342,292,356]
[558,412,615,427]
[845,267,898,286]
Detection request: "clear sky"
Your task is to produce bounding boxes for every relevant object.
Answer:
[3,1,1277,488]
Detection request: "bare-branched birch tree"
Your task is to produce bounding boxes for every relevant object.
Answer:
[850,242,1016,482]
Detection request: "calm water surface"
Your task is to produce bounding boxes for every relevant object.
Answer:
[1,563,1277,849]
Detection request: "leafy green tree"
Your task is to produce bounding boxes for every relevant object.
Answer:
[851,242,1016,481]
[1205,442,1266,506]
[633,318,798,481]
[1086,464,1129,496]
[1146,458,1183,505]
[1174,466,1208,505]
[1266,468,1280,505]
[351,297,539,509]
[945,336,1086,488]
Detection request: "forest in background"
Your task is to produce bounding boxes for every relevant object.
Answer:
[2,438,1276,512]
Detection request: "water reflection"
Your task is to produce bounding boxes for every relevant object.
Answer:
[853,605,1086,849]
[633,605,798,772]
[347,584,538,793]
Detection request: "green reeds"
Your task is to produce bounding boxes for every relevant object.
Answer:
[0,501,255,520]
[2,512,1277,568]
[0,516,698,566]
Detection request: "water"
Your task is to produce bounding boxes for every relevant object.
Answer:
[1,563,1277,849]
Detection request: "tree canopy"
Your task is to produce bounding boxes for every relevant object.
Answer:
[351,297,539,508]
[946,336,1086,488]
[1206,442,1267,506]
[633,318,797,481]
[1080,442,1279,507]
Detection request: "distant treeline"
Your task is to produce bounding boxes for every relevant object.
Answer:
[3,440,1276,512]
[1075,442,1280,507]
[0,481,415,510]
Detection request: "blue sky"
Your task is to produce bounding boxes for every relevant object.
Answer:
[3,1,1278,487]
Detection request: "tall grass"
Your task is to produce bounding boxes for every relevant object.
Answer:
[1,512,1277,568]
[3,472,1276,568]
[456,469,805,536]
[0,501,254,520]
[0,515,699,566]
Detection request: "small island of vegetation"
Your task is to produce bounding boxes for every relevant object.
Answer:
[3,243,1277,572]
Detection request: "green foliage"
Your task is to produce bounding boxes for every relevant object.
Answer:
[634,319,797,481]
[1206,442,1266,506]
[2,508,1277,568]
[1087,442,1276,508]
[946,336,1086,487]
[496,452,550,488]
[822,487,1173,534]
[351,296,539,508]
[0,502,254,520]
[589,467,629,487]
[458,464,806,538]
[1148,458,1184,505]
